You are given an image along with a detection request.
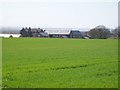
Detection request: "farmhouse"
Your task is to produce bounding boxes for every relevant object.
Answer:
[20,27,49,37]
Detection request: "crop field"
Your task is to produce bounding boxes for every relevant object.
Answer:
[2,38,118,88]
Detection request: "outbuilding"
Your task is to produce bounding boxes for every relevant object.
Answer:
[69,30,84,38]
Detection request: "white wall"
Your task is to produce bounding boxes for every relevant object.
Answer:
[0,34,21,38]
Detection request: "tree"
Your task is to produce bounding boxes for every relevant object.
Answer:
[111,28,118,39]
[88,25,111,39]
[111,26,120,39]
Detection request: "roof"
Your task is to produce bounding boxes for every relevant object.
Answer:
[46,30,70,34]
[70,31,82,34]
[40,32,49,36]
[45,28,83,34]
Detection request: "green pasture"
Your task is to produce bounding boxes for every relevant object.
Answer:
[0,38,2,89]
[2,38,118,88]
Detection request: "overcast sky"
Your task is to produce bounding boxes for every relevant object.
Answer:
[0,0,119,29]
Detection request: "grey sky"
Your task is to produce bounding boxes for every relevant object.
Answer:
[1,0,118,29]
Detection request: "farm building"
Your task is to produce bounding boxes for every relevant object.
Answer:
[48,30,70,38]
[69,30,84,38]
[20,27,49,37]
[20,27,86,38]
[47,29,85,38]
[49,34,69,38]
[0,34,21,38]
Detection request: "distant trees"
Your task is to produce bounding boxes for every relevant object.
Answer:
[88,25,111,39]
[111,26,120,39]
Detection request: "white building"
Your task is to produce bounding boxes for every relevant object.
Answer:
[0,34,21,38]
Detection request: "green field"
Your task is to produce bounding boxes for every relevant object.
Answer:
[2,38,118,88]
[0,38,2,89]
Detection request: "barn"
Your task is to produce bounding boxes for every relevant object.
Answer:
[48,30,70,38]
[69,30,84,38]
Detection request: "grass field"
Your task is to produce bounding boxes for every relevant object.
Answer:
[0,38,2,89]
[2,38,118,88]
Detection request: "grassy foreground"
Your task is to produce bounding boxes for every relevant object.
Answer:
[2,38,118,88]
[0,38,2,88]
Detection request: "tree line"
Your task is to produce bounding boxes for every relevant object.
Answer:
[88,25,120,39]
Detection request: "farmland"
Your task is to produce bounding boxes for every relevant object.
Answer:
[0,38,2,88]
[2,38,118,88]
